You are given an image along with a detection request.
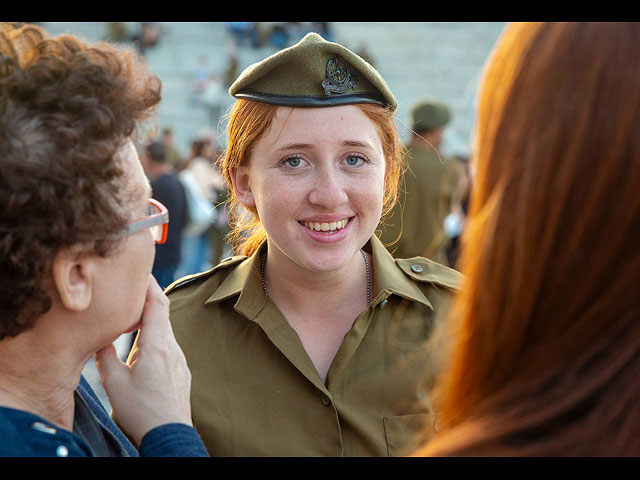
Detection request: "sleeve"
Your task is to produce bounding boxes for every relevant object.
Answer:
[138,423,210,457]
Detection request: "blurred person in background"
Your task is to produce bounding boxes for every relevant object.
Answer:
[143,142,188,290]
[225,22,259,49]
[200,72,225,128]
[380,99,464,266]
[161,33,462,456]
[445,154,471,269]
[160,127,184,168]
[105,22,128,43]
[416,22,640,456]
[175,137,221,278]
[0,22,207,457]
[131,22,163,56]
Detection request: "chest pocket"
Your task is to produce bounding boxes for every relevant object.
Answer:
[383,413,437,456]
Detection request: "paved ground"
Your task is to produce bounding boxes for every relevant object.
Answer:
[42,22,505,158]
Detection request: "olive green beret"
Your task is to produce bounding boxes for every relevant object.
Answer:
[411,99,451,131]
[229,32,397,111]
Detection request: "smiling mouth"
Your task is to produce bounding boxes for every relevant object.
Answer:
[300,218,350,233]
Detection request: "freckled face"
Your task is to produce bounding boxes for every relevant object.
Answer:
[238,105,386,274]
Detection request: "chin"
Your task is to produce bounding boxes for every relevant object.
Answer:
[300,246,362,272]
[123,319,142,335]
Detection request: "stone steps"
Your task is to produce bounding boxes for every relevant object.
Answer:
[42,21,505,157]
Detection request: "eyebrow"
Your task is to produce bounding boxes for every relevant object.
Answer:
[276,140,374,152]
[342,140,373,149]
[276,142,313,152]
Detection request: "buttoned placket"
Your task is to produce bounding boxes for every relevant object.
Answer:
[202,237,441,456]
[29,420,92,457]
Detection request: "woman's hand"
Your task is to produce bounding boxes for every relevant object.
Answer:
[94,275,193,446]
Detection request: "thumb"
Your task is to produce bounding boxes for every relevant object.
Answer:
[94,343,128,388]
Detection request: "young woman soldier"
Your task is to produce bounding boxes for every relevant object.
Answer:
[163,33,462,456]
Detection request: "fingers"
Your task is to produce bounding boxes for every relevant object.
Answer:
[134,275,172,348]
[95,275,195,442]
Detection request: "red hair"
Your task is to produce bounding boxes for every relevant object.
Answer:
[417,22,640,456]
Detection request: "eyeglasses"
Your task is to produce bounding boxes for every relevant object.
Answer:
[124,198,169,244]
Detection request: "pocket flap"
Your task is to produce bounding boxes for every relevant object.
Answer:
[383,413,435,457]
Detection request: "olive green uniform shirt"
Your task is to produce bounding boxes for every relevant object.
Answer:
[380,143,461,264]
[166,235,462,456]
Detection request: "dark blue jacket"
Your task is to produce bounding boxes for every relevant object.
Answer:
[0,375,209,457]
[151,173,188,269]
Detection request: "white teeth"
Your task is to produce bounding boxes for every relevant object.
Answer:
[302,219,349,232]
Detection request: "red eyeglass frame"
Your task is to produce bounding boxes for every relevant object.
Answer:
[124,198,169,244]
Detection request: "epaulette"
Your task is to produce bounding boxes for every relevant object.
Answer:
[164,255,247,295]
[395,257,463,291]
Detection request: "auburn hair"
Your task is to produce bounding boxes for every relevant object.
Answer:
[220,98,406,256]
[0,23,161,339]
[416,22,640,456]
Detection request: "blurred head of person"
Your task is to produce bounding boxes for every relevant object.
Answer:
[410,99,451,152]
[146,141,168,164]
[417,22,640,456]
[144,141,172,178]
[0,23,162,347]
[161,127,175,144]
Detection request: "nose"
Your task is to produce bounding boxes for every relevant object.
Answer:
[307,166,348,208]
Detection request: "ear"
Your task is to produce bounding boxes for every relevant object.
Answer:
[51,251,94,312]
[230,165,256,208]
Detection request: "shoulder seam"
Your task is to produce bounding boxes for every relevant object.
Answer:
[395,257,463,290]
[164,256,247,295]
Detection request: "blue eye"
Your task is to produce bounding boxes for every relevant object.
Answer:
[283,156,305,168]
[345,155,365,166]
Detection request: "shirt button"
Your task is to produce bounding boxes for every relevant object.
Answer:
[411,264,424,273]
[321,394,331,406]
[378,299,388,309]
[56,445,69,457]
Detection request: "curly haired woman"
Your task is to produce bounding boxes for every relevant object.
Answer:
[0,23,207,457]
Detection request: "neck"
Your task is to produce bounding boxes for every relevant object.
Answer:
[148,162,173,179]
[262,246,372,315]
[0,313,91,430]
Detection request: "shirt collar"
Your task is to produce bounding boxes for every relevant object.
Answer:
[368,235,434,311]
[204,245,266,320]
[204,235,434,316]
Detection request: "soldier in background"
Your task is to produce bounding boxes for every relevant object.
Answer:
[380,99,464,266]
